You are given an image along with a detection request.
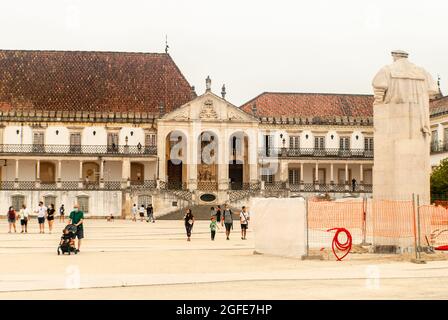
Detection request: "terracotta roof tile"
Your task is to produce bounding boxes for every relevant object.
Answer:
[240,92,374,118]
[0,50,194,115]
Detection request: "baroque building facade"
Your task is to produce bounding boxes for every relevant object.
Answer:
[0,50,445,217]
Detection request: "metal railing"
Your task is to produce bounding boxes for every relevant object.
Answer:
[0,180,157,191]
[259,147,374,159]
[0,144,157,156]
[288,183,372,193]
[430,142,448,154]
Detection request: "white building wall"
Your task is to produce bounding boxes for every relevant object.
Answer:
[300,130,314,148]
[351,131,364,149]
[61,161,80,181]
[104,161,122,180]
[82,126,107,146]
[45,126,69,145]
[3,125,33,144]
[144,162,157,180]
[119,127,144,146]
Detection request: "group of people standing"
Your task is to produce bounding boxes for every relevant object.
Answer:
[7,202,65,234]
[131,203,155,223]
[183,204,251,242]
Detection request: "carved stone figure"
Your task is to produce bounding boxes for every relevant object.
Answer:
[372,50,438,205]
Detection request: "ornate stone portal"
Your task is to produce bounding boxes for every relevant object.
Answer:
[372,50,438,203]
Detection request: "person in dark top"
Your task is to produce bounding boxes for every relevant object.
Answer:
[59,204,65,223]
[215,205,221,224]
[351,178,357,192]
[7,206,17,233]
[146,204,155,223]
[47,203,56,234]
[183,208,194,241]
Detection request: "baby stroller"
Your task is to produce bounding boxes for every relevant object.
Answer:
[57,224,79,255]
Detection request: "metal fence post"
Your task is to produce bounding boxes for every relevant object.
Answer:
[411,193,425,264]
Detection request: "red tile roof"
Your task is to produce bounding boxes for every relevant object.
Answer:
[0,50,194,115]
[240,92,374,118]
[430,95,448,114]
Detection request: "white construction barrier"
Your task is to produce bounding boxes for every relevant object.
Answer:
[249,197,306,258]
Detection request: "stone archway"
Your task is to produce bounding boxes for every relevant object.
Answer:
[229,131,249,190]
[165,131,187,189]
[39,162,56,183]
[131,162,145,184]
[197,131,218,190]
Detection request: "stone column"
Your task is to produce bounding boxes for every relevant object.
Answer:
[57,160,62,188]
[218,130,229,191]
[14,159,19,188]
[121,158,131,219]
[99,160,104,188]
[300,162,304,191]
[360,163,364,191]
[345,163,349,191]
[36,160,40,188]
[314,162,319,191]
[122,159,131,188]
[157,128,166,183]
[280,160,289,188]
[78,161,83,188]
[330,162,334,191]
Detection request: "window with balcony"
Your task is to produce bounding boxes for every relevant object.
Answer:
[263,134,274,156]
[364,137,374,151]
[69,133,82,153]
[145,133,157,153]
[314,136,325,149]
[261,174,274,184]
[33,132,45,152]
[107,132,119,153]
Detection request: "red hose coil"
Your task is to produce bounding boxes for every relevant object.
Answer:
[327,228,352,261]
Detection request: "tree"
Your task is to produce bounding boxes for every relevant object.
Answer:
[431,158,448,196]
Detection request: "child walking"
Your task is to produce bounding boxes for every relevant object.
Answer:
[210,216,219,241]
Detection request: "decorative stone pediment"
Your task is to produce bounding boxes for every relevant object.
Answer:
[160,91,258,123]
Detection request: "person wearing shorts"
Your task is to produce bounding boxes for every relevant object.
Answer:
[35,201,47,234]
[7,206,17,233]
[131,204,137,222]
[19,204,30,233]
[221,204,233,240]
[240,206,250,240]
[69,203,84,252]
[139,205,145,222]
[47,203,55,234]
[59,204,65,223]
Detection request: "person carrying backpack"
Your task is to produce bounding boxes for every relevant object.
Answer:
[221,204,233,240]
[240,206,250,240]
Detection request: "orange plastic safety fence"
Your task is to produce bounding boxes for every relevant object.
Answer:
[370,200,415,239]
[308,200,364,230]
[419,205,448,247]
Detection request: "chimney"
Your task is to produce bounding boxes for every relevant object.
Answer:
[252,102,257,116]
[205,76,211,92]
[159,101,165,116]
[191,85,196,99]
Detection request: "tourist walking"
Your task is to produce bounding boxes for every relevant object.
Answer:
[210,216,219,241]
[7,206,17,233]
[131,204,137,222]
[59,204,65,223]
[146,204,155,223]
[216,205,221,224]
[221,204,233,240]
[19,204,29,233]
[69,203,84,252]
[35,201,47,234]
[139,204,145,222]
[47,203,55,234]
[240,206,250,240]
[184,208,194,241]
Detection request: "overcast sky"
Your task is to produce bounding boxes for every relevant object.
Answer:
[1,0,447,105]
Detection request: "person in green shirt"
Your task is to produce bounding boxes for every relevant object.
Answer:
[69,203,84,252]
[210,216,219,241]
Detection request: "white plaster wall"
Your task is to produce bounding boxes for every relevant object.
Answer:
[45,126,69,145]
[82,126,107,146]
[351,131,364,149]
[3,125,33,144]
[119,127,144,146]
[300,130,314,148]
[326,131,339,149]
[144,162,157,180]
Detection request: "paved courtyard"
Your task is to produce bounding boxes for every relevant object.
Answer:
[0,219,448,299]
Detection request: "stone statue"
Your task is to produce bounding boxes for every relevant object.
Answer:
[372,50,438,205]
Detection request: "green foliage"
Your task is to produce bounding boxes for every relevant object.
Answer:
[431,158,448,195]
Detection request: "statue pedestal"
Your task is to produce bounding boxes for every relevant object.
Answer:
[373,102,430,204]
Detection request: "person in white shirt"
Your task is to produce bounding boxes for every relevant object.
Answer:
[240,206,250,240]
[19,204,30,233]
[34,201,47,234]
[131,204,137,222]
[138,205,145,222]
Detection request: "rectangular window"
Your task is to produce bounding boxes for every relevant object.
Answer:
[145,133,157,154]
[77,196,89,213]
[263,134,274,156]
[314,136,325,149]
[69,133,82,153]
[289,136,300,149]
[288,169,300,185]
[261,174,274,184]
[339,137,350,150]
[11,195,25,211]
[364,137,374,151]
[33,132,45,152]
[107,133,119,153]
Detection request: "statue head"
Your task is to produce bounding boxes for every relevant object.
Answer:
[391,50,409,62]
